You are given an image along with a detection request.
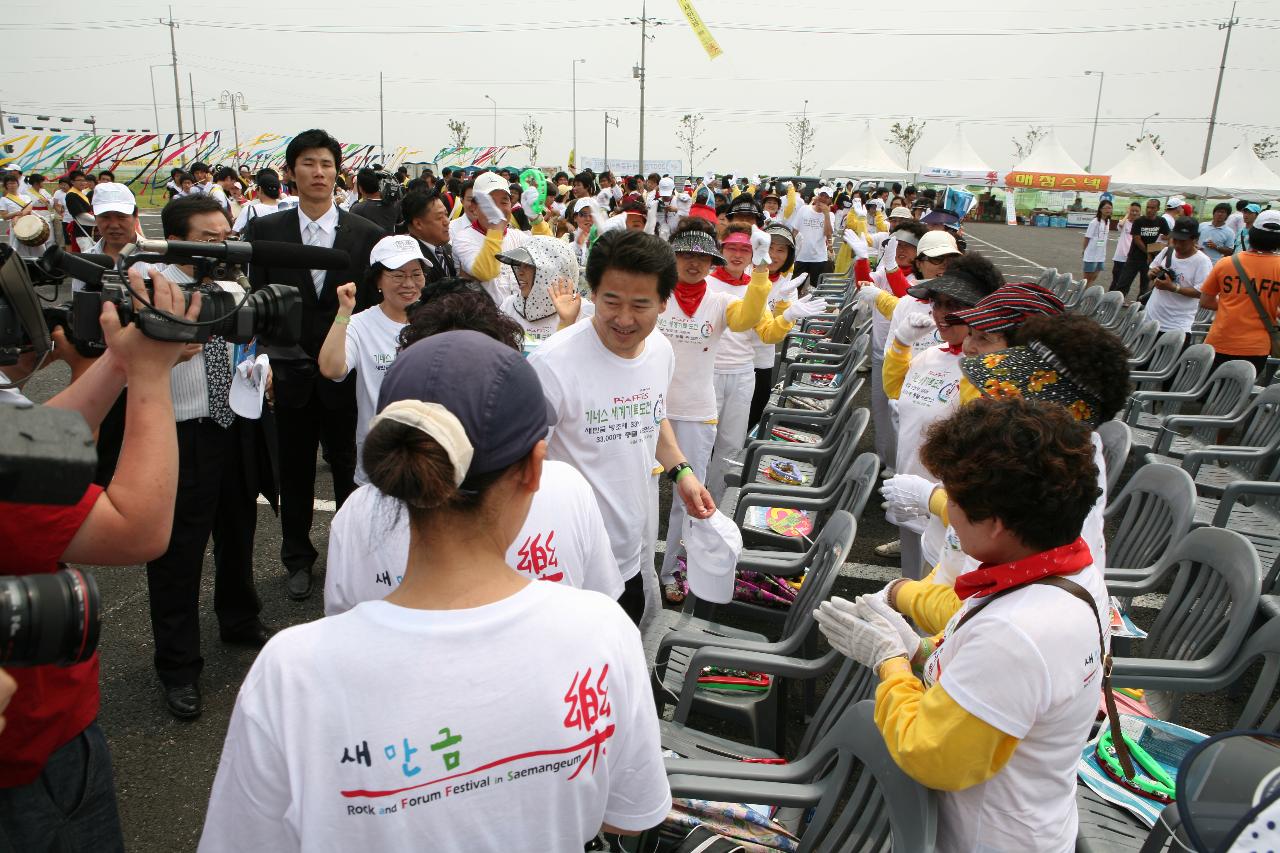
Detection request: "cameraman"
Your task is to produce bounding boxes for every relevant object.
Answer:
[0,268,200,851]
[349,167,400,233]
[1146,215,1213,341]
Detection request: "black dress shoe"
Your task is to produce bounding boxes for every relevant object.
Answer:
[165,683,201,720]
[220,620,277,648]
[286,569,313,601]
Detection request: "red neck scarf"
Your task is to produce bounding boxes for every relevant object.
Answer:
[942,343,964,355]
[673,280,707,317]
[470,218,488,235]
[711,267,749,286]
[954,538,1092,600]
[769,272,782,283]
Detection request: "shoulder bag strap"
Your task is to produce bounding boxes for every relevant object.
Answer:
[1231,253,1280,337]
[950,574,1135,778]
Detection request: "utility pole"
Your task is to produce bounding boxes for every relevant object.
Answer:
[1084,70,1104,172]
[379,72,385,163]
[161,6,186,164]
[628,2,663,174]
[220,91,247,170]
[571,58,585,166]
[604,112,619,171]
[189,73,197,139]
[1201,1,1238,174]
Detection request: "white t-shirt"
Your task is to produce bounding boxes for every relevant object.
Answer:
[1145,249,1213,333]
[870,269,922,360]
[1083,218,1109,263]
[657,289,737,421]
[452,223,531,305]
[335,305,405,485]
[199,582,670,853]
[233,200,281,234]
[208,184,231,213]
[1112,219,1133,263]
[790,203,832,263]
[894,345,963,502]
[529,321,674,582]
[498,293,595,356]
[752,274,801,369]
[52,189,70,223]
[884,294,941,360]
[924,560,1109,853]
[708,274,795,375]
[1225,210,1245,237]
[324,462,624,615]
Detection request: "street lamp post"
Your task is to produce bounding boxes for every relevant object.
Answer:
[484,94,497,155]
[218,90,247,169]
[1141,111,1160,139]
[571,59,586,167]
[1084,70,1104,172]
[603,112,619,171]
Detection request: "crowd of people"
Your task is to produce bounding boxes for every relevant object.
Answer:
[2,125,1279,852]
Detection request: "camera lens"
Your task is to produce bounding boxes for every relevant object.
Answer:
[0,568,100,667]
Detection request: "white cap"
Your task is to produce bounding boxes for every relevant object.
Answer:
[370,234,426,270]
[682,511,742,604]
[1255,210,1280,232]
[91,182,136,215]
[917,230,961,258]
[1166,195,1185,208]
[816,185,834,197]
[474,171,510,199]
[658,177,675,196]
[889,206,912,219]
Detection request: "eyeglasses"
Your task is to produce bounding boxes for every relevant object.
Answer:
[384,270,427,285]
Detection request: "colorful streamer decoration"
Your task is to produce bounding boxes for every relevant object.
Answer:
[677,0,723,60]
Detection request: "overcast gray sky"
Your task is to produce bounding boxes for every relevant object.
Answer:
[3,0,1279,177]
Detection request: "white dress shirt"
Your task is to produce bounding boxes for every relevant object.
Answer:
[299,204,339,296]
[157,265,243,422]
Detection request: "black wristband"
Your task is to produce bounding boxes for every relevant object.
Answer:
[666,462,691,483]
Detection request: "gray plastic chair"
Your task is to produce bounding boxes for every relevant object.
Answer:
[1096,419,1132,496]
[1128,341,1213,394]
[1128,328,1184,374]
[1119,314,1155,356]
[1110,526,1264,722]
[1060,277,1086,309]
[1038,267,1060,292]
[1091,290,1126,328]
[1103,463,1197,584]
[726,403,868,494]
[1072,284,1104,316]
[662,701,938,853]
[1192,456,1280,582]
[650,512,856,751]
[730,451,879,552]
[1126,359,1257,453]
[1146,384,1280,497]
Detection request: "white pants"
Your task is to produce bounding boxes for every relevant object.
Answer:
[661,418,717,581]
[870,355,896,470]
[706,371,756,502]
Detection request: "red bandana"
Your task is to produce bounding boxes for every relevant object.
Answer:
[674,281,707,317]
[942,343,964,355]
[769,272,781,283]
[470,219,488,236]
[954,538,1093,600]
[711,267,749,286]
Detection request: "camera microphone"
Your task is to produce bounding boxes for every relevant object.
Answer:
[134,239,351,271]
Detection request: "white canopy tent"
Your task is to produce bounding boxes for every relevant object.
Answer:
[917,127,995,180]
[1011,129,1088,174]
[1190,144,1280,200]
[820,123,913,182]
[1104,139,1196,197]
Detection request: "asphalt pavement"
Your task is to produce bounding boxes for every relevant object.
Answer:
[15,221,1244,851]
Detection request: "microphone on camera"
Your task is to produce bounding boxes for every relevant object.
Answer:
[134,239,351,270]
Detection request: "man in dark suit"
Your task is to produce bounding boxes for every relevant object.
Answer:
[401,189,456,285]
[241,128,385,600]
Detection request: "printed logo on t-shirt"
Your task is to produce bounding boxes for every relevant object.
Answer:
[901,365,959,409]
[584,388,663,446]
[514,531,564,582]
[335,665,617,815]
[658,314,714,345]
[372,352,395,371]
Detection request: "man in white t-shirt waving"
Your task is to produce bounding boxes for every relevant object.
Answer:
[530,229,716,624]
[788,185,835,285]
[451,171,531,305]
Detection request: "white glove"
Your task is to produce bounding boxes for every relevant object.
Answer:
[880,474,939,521]
[520,185,540,216]
[787,272,808,291]
[645,198,659,235]
[750,226,773,266]
[852,197,868,219]
[703,170,716,187]
[749,173,760,186]
[880,236,899,272]
[895,313,936,346]
[475,191,506,230]
[843,229,869,261]
[855,284,881,306]
[783,294,829,321]
[773,272,806,304]
[814,597,909,669]
[858,594,923,662]
[782,181,794,192]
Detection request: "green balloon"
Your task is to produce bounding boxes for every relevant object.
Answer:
[519,168,548,216]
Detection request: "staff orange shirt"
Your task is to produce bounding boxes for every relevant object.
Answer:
[1201,251,1280,355]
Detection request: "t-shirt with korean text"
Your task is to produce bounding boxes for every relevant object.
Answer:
[199,581,670,852]
[336,305,406,484]
[894,345,963,502]
[323,461,623,615]
[529,320,674,582]
[658,290,737,421]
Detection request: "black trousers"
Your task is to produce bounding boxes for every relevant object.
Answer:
[146,418,260,687]
[791,260,831,286]
[274,387,357,575]
[1110,257,1150,299]
[748,367,774,431]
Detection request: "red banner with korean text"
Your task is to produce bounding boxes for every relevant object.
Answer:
[1004,172,1109,192]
